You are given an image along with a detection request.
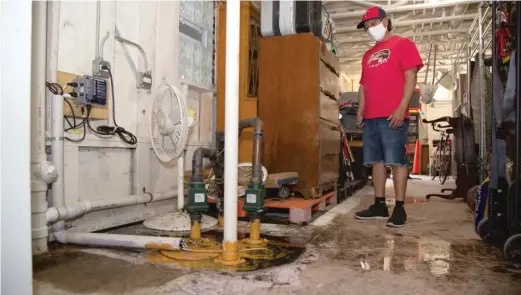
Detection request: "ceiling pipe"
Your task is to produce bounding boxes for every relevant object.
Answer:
[338,28,467,44]
[331,0,477,20]
[336,15,475,33]
[345,0,408,8]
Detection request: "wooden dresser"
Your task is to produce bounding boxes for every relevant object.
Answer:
[258,33,341,198]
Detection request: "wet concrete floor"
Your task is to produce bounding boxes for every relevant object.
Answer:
[33,178,521,294]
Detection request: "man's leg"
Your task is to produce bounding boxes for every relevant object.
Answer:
[392,165,408,202]
[355,119,389,220]
[382,120,409,227]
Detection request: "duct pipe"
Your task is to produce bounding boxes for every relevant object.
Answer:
[54,231,183,250]
[238,117,264,185]
[31,1,56,255]
[448,4,469,39]
[177,151,185,210]
[223,0,241,263]
[46,190,177,224]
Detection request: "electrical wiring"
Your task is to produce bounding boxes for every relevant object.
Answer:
[45,66,137,146]
[321,4,337,54]
[85,66,137,145]
[45,81,86,142]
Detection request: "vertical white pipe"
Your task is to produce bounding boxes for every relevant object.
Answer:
[478,4,486,167]
[47,0,64,237]
[1,0,34,293]
[51,91,64,235]
[223,0,240,244]
[31,0,49,254]
[177,152,184,210]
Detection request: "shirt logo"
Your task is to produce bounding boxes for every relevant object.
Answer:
[367,49,391,68]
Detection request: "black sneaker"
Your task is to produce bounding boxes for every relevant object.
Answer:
[386,206,407,228]
[355,204,389,220]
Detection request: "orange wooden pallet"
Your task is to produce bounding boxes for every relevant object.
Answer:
[209,191,337,224]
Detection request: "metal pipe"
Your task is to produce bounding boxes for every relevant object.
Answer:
[432,45,438,84]
[54,231,183,250]
[478,4,486,165]
[95,0,101,58]
[46,190,177,224]
[191,147,215,183]
[223,0,241,261]
[114,35,149,72]
[515,1,521,227]
[238,117,264,185]
[483,19,493,36]
[466,34,472,118]
[424,44,432,84]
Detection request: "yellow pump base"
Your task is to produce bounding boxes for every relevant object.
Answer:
[214,241,246,265]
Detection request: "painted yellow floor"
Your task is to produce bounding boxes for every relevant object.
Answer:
[33,177,521,295]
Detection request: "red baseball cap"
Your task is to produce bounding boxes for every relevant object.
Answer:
[357,6,387,29]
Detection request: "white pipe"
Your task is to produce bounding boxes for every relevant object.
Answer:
[177,153,184,210]
[31,0,50,255]
[223,0,240,244]
[54,231,183,250]
[46,189,177,224]
[50,92,65,235]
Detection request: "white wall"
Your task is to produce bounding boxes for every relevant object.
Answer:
[1,0,34,293]
[51,1,214,236]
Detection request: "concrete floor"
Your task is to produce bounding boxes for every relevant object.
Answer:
[33,177,521,295]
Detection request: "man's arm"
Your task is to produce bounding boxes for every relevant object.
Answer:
[397,67,418,113]
[357,85,365,116]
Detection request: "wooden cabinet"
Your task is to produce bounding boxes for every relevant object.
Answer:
[258,33,341,198]
[216,1,260,163]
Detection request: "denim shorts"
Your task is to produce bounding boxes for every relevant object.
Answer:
[362,118,409,167]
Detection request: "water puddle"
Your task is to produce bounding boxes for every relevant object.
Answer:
[312,227,511,279]
[143,230,306,272]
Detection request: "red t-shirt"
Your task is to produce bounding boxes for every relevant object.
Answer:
[360,35,423,119]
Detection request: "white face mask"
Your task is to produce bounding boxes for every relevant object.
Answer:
[367,23,387,42]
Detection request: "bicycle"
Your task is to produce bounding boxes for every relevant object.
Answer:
[423,117,453,185]
[430,125,453,185]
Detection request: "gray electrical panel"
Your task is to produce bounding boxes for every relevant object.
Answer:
[71,75,108,106]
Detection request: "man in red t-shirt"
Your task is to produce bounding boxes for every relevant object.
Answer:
[354,7,423,227]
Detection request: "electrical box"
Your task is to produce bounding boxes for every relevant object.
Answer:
[71,75,108,106]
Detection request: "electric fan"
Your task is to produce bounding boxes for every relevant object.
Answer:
[144,83,217,232]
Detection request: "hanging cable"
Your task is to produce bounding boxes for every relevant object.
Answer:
[45,81,86,142]
[85,66,137,145]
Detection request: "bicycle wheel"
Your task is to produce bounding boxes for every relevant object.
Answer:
[430,146,440,180]
[439,144,451,185]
